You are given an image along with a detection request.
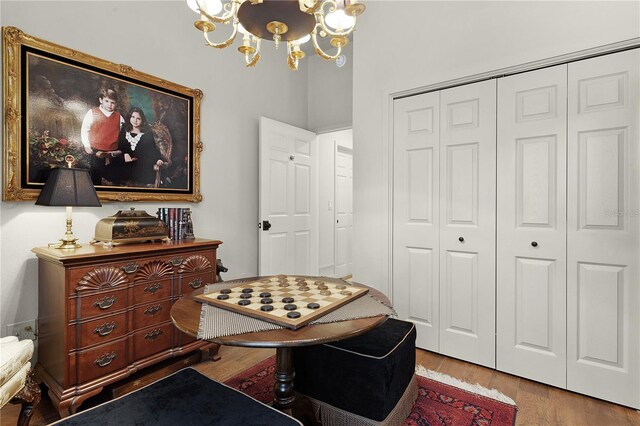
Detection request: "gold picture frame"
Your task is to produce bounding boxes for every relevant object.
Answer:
[2,26,203,202]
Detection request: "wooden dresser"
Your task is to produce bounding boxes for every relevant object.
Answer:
[32,239,222,417]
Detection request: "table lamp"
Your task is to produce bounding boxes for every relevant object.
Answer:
[35,155,102,249]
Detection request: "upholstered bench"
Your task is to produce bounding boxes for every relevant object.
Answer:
[52,368,302,426]
[293,318,417,426]
[0,336,40,426]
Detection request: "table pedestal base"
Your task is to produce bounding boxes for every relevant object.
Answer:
[273,347,295,410]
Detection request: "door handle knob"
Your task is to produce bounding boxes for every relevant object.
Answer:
[262,220,272,231]
[458,237,464,242]
[531,241,538,247]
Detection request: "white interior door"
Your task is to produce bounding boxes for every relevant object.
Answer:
[334,147,353,278]
[439,80,496,368]
[393,92,440,352]
[259,117,318,276]
[567,49,640,408]
[496,64,567,387]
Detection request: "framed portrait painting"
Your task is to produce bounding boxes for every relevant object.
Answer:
[2,26,203,202]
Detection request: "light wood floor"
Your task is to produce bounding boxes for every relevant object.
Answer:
[2,347,639,425]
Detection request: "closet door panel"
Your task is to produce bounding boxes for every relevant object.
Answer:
[567,49,640,408]
[496,65,567,387]
[393,92,440,351]
[439,80,496,368]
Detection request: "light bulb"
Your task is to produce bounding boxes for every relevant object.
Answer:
[294,34,311,44]
[186,0,223,16]
[325,9,355,30]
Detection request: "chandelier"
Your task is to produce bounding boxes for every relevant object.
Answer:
[186,0,365,70]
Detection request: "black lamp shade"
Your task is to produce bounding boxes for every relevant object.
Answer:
[35,168,102,207]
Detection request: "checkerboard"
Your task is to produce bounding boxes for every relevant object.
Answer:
[195,275,369,329]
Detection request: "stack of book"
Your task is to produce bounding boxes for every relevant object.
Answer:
[157,208,194,240]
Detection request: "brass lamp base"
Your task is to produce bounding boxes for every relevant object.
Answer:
[48,237,81,250]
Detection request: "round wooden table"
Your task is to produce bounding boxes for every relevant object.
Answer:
[170,276,390,411]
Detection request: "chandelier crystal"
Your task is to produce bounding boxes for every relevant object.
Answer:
[186,0,365,70]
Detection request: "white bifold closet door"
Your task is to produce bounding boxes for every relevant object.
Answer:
[393,91,441,351]
[567,49,640,408]
[393,80,497,368]
[438,80,496,368]
[496,65,568,387]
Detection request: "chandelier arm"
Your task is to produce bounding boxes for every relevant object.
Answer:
[315,12,357,37]
[199,0,240,24]
[245,39,262,67]
[311,31,342,60]
[203,21,239,49]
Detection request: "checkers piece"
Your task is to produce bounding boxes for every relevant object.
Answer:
[282,297,295,303]
[341,290,353,296]
[217,294,229,300]
[336,284,347,290]
[260,305,274,312]
[241,288,253,294]
[320,290,332,296]
[239,293,252,299]
[261,298,273,304]
[287,311,301,319]
[220,289,232,294]
[299,286,310,291]
[307,302,320,309]
[277,274,287,279]
[284,304,298,311]
[295,278,306,282]
[259,292,272,298]
[238,299,251,306]
[317,285,328,290]
[314,281,324,286]
[278,282,290,287]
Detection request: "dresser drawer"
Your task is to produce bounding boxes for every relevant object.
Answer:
[132,300,172,329]
[76,339,127,383]
[132,278,172,305]
[77,313,127,348]
[73,288,128,319]
[178,272,211,295]
[133,323,173,360]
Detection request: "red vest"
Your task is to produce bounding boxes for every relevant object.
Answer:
[89,108,120,151]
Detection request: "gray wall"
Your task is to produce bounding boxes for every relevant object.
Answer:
[0,1,309,334]
[352,0,640,293]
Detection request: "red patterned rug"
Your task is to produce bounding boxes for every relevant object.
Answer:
[224,356,517,425]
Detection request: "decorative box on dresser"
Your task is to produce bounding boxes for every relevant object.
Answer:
[32,238,222,417]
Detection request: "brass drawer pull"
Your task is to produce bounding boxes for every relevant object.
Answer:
[144,305,162,316]
[93,322,117,336]
[189,278,203,289]
[145,329,163,341]
[94,352,116,367]
[144,283,162,294]
[168,257,184,267]
[94,296,116,310]
[121,262,140,274]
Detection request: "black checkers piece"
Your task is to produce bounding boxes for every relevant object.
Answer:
[259,292,272,298]
[238,299,251,306]
[282,297,295,303]
[261,298,274,304]
[240,293,252,299]
[220,289,232,294]
[260,305,274,312]
[284,304,298,311]
[307,303,320,309]
[241,288,254,294]
[287,311,301,319]
[217,294,229,300]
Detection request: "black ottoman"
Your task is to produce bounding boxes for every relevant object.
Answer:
[293,318,417,425]
[52,368,302,426]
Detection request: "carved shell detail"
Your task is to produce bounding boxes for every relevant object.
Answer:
[76,267,128,292]
[134,260,174,281]
[179,255,211,273]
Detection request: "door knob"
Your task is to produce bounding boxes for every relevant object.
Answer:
[458,237,464,242]
[262,220,272,231]
[531,241,538,247]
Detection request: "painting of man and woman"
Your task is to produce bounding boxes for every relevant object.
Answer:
[25,48,194,194]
